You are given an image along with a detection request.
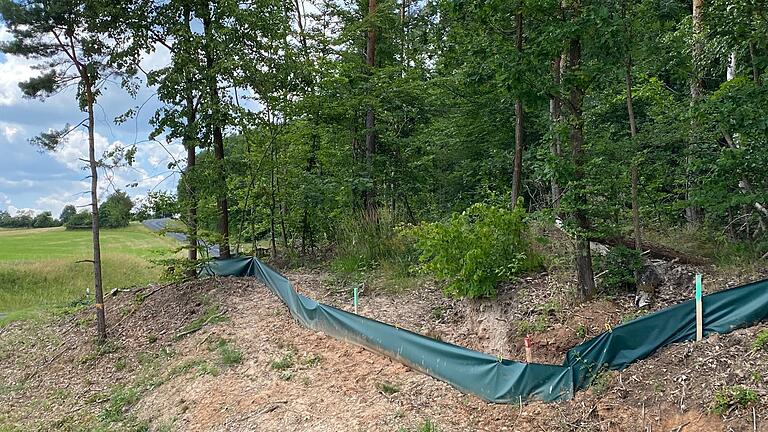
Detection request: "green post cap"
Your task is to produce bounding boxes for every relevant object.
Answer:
[695,274,702,300]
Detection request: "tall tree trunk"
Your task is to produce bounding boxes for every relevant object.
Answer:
[363,0,378,220]
[567,35,596,300]
[203,10,230,259]
[185,135,198,264]
[85,78,106,342]
[510,6,524,208]
[182,6,198,267]
[626,58,641,250]
[749,42,761,85]
[686,0,704,224]
[550,54,563,209]
[270,139,277,258]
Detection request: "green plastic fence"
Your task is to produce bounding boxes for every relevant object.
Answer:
[202,257,768,402]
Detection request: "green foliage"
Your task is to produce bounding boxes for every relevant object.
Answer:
[399,419,439,432]
[589,367,612,396]
[0,210,45,229]
[207,338,243,366]
[59,205,77,225]
[65,211,94,230]
[100,190,134,229]
[135,191,178,220]
[376,381,401,395]
[514,316,549,336]
[595,246,644,292]
[270,350,295,371]
[100,385,141,422]
[752,329,768,351]
[405,202,542,298]
[175,306,227,339]
[711,386,758,414]
[332,209,413,276]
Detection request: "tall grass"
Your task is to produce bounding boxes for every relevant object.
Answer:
[331,209,414,276]
[0,224,176,325]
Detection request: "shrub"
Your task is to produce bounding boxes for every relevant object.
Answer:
[752,329,768,351]
[65,210,93,230]
[404,201,542,298]
[595,246,643,292]
[711,386,758,414]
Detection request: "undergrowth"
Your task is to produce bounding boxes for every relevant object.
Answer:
[711,386,758,414]
[404,200,542,298]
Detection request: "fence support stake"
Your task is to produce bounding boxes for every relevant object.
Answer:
[695,274,703,341]
[353,286,359,314]
[524,335,532,363]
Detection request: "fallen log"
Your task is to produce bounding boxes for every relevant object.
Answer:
[595,237,709,265]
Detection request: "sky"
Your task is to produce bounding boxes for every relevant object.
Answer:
[0,24,185,218]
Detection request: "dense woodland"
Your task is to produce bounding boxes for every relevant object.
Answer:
[2,0,767,338]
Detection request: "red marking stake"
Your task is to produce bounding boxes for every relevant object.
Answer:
[524,335,533,363]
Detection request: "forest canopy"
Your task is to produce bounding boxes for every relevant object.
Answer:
[2,0,767,302]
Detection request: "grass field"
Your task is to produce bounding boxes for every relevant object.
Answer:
[0,223,177,324]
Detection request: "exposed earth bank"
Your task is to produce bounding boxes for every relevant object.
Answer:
[0,265,766,431]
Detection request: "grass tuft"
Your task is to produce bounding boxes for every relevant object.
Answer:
[270,350,295,371]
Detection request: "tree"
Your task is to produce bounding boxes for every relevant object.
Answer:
[623,0,641,250]
[59,205,77,225]
[363,0,378,220]
[100,190,133,228]
[564,0,595,300]
[32,211,56,228]
[686,0,705,224]
[510,0,524,208]
[65,210,93,230]
[0,0,133,342]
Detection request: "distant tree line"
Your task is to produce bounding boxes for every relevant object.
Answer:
[0,210,60,228]
[1,190,135,230]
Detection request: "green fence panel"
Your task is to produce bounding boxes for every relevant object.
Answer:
[202,257,768,403]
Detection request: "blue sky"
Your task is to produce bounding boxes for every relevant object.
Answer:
[0,24,184,217]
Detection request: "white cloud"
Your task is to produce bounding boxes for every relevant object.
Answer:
[140,44,171,72]
[36,192,91,216]
[0,26,38,106]
[7,205,40,216]
[47,129,120,171]
[0,177,36,188]
[144,140,185,168]
[0,192,10,209]
[2,125,19,142]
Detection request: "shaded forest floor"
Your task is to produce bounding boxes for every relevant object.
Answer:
[1,261,767,431]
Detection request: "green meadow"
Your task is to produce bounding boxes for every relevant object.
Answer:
[0,224,177,324]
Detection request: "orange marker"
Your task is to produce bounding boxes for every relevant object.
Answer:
[524,335,533,363]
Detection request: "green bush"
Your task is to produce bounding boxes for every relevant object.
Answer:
[65,210,93,230]
[404,201,542,298]
[595,246,643,292]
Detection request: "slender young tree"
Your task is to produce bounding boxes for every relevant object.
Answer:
[0,0,132,342]
[550,53,564,210]
[201,3,231,259]
[363,0,378,220]
[623,0,641,250]
[565,1,596,299]
[510,1,524,208]
[686,0,704,224]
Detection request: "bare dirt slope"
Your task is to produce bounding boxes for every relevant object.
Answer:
[0,267,766,431]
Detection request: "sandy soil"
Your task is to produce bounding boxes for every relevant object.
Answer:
[1,265,767,431]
